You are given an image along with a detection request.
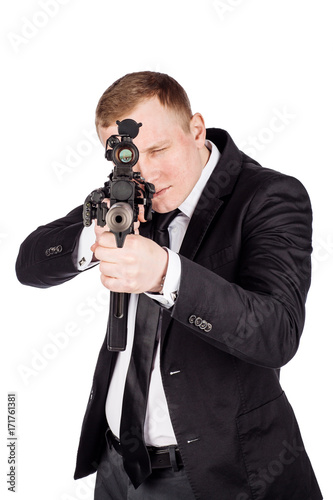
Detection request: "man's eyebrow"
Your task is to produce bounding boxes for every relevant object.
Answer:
[140,141,171,154]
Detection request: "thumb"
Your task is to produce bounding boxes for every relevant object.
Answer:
[138,204,147,223]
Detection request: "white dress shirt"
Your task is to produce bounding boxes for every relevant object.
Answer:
[77,140,221,446]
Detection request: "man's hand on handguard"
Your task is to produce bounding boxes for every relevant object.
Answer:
[91,222,168,294]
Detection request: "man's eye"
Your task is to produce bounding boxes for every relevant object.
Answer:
[152,148,166,155]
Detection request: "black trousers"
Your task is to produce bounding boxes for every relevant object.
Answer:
[94,444,195,500]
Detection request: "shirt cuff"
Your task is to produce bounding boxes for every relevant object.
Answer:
[76,224,96,271]
[145,249,181,309]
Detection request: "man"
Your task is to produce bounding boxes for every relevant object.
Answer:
[16,72,322,499]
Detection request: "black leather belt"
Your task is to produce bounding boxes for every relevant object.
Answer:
[105,429,184,470]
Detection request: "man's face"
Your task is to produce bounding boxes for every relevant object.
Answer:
[98,97,209,213]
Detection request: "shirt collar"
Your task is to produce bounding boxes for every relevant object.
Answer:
[179,140,221,219]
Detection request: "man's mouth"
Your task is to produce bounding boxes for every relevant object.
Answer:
[154,186,170,198]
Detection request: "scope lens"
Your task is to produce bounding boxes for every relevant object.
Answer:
[118,148,134,163]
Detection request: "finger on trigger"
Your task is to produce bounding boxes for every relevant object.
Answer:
[102,198,110,208]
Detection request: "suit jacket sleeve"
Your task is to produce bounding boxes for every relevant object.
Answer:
[16,205,86,288]
[171,174,312,369]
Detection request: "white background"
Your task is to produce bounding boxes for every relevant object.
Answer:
[1,0,332,498]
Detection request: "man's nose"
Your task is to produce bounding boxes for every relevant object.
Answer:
[135,158,159,184]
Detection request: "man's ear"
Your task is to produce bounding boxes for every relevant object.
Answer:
[190,113,206,149]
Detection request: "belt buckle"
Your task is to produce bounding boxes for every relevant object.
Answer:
[105,429,182,472]
[149,445,181,472]
[168,445,180,472]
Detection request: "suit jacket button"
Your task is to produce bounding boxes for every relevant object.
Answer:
[189,315,196,324]
[45,245,62,256]
[199,320,208,330]
[194,317,203,327]
[204,323,212,332]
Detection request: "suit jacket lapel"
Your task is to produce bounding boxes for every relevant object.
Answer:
[180,129,243,260]
[179,197,224,260]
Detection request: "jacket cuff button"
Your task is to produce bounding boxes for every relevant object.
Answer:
[194,317,203,327]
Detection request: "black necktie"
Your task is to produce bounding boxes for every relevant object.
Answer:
[119,209,180,488]
[152,209,180,247]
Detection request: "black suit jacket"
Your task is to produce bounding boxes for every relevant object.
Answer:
[16,129,322,499]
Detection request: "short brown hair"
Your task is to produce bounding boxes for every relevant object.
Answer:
[95,71,193,132]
